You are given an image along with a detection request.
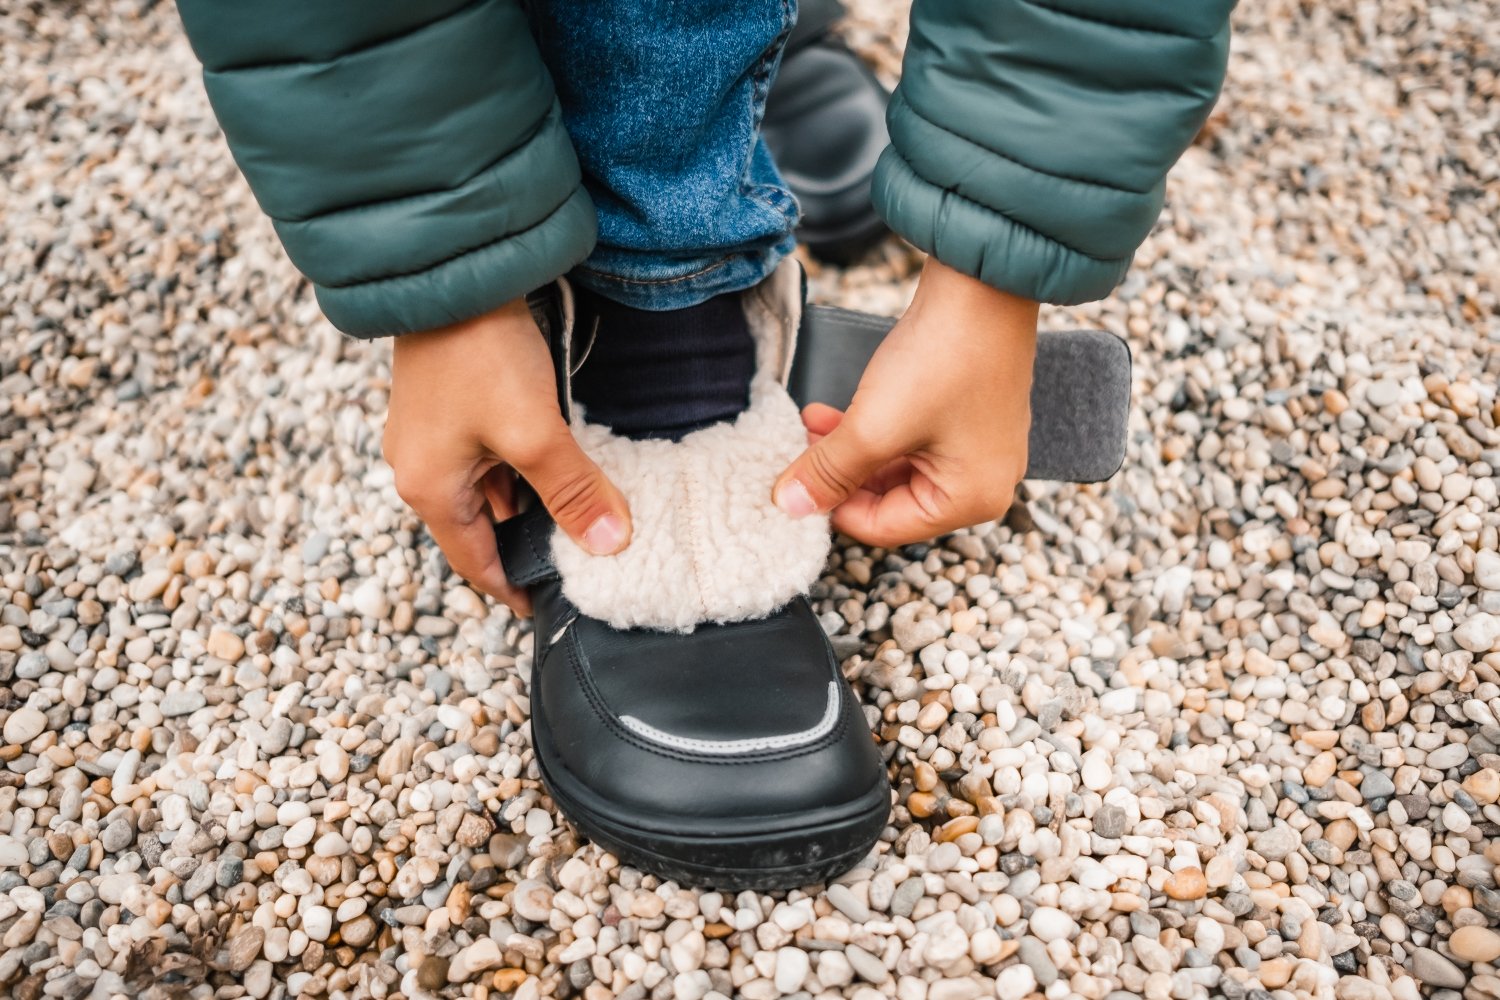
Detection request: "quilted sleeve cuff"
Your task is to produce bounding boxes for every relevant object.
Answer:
[182,0,598,337]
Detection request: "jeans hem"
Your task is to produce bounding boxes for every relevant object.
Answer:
[568,235,796,310]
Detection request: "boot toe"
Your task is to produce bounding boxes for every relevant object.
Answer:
[531,598,890,889]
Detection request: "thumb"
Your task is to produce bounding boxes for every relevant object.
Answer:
[774,416,892,518]
[510,424,632,556]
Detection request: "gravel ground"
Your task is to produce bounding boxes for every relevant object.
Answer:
[2,1,1499,999]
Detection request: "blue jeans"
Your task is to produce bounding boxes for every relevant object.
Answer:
[528,0,800,310]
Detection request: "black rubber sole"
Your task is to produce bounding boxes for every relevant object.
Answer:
[534,739,890,891]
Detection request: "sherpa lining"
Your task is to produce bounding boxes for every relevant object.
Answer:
[551,261,833,633]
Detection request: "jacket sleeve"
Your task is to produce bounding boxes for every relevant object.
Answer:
[873,0,1235,305]
[174,0,598,338]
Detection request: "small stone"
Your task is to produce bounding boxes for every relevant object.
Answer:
[1413,947,1466,988]
[313,832,347,857]
[1427,743,1468,770]
[418,956,451,990]
[510,879,553,923]
[1164,867,1207,900]
[455,812,491,849]
[341,915,377,948]
[1462,769,1500,805]
[160,691,207,718]
[1094,805,1127,839]
[283,817,316,849]
[317,745,349,784]
[100,819,135,853]
[845,944,888,984]
[890,877,925,918]
[774,947,809,994]
[1450,926,1500,964]
[3,708,46,745]
[996,964,1037,998]
[1028,907,1076,943]
[377,740,413,782]
[1455,614,1500,653]
[1252,826,1298,862]
[207,628,245,662]
[449,939,503,982]
[227,927,264,972]
[216,857,244,888]
[826,883,871,923]
[352,579,390,619]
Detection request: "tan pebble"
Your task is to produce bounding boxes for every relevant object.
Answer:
[1441,885,1472,915]
[1451,926,1500,963]
[492,969,528,992]
[1299,730,1339,751]
[703,922,734,939]
[937,816,979,843]
[915,701,948,733]
[1463,769,1500,805]
[1302,752,1336,787]
[447,883,471,924]
[1259,957,1293,989]
[1163,868,1207,901]
[1298,919,1322,960]
[1324,819,1357,852]
[912,760,938,792]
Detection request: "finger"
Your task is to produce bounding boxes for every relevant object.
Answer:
[801,402,845,437]
[479,465,518,523]
[832,473,1015,548]
[774,416,901,518]
[405,477,523,610]
[508,422,633,556]
[830,482,949,548]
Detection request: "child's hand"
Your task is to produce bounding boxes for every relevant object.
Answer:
[384,298,632,614]
[773,259,1037,548]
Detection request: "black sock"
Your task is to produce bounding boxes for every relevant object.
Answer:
[569,288,757,441]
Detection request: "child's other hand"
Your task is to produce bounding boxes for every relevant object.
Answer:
[384,299,632,615]
[773,259,1037,548]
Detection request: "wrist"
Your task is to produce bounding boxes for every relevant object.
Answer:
[911,258,1038,348]
[394,297,533,357]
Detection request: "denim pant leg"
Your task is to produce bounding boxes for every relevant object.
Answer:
[529,0,800,310]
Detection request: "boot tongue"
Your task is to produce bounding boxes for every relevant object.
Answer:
[574,600,837,746]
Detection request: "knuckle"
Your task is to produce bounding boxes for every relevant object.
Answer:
[544,466,607,523]
[505,418,571,469]
[391,468,433,508]
[805,442,863,497]
[965,476,1017,522]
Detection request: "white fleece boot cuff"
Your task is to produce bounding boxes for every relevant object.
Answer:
[550,262,832,633]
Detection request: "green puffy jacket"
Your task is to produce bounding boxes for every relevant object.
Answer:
[175,0,1235,338]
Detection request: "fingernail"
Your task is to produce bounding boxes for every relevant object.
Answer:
[582,513,627,555]
[775,479,818,518]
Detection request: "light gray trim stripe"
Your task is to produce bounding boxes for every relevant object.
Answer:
[619,681,840,755]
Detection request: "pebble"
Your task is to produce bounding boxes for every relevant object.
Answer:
[3,708,46,745]
[1450,926,1500,964]
[1164,868,1207,900]
[1413,947,1466,989]
[510,879,554,923]
[449,939,502,982]
[317,745,349,784]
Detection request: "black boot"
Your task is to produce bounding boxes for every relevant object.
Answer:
[762,0,891,264]
[505,261,890,890]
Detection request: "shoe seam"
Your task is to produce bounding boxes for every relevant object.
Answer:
[558,627,850,765]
